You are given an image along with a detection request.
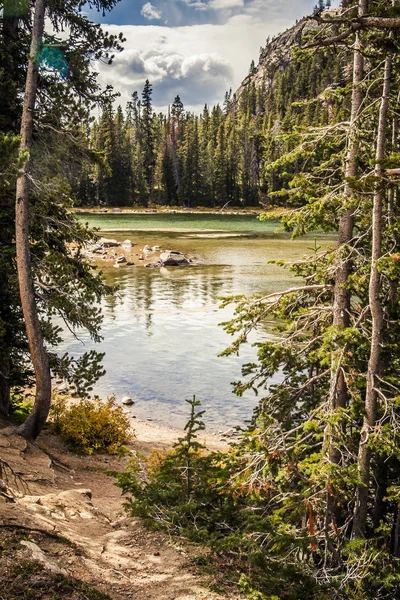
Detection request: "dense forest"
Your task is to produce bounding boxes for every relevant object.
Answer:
[2,0,400,599]
[73,26,348,208]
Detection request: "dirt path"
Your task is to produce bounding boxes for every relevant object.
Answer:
[0,424,236,600]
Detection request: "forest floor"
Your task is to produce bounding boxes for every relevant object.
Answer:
[0,420,238,600]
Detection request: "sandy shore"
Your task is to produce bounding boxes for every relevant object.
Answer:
[131,417,230,454]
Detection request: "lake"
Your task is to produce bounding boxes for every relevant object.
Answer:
[59,213,335,431]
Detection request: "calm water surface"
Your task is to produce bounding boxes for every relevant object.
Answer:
[59,213,335,431]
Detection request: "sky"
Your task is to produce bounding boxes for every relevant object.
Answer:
[85,0,337,114]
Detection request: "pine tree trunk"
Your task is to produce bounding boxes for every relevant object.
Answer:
[327,0,367,466]
[15,0,51,442]
[352,47,392,541]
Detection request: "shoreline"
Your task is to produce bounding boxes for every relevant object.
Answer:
[131,416,231,453]
[73,206,285,217]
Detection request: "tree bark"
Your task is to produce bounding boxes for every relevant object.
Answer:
[328,0,367,463]
[15,0,51,441]
[352,45,392,540]
[324,0,368,541]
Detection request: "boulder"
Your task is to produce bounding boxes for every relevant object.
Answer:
[21,541,67,575]
[145,259,162,268]
[143,245,153,253]
[116,256,127,264]
[121,239,133,248]
[160,251,191,266]
[99,237,120,248]
[152,245,161,251]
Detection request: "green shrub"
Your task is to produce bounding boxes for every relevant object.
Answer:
[114,398,329,600]
[9,394,32,425]
[115,397,231,537]
[57,396,133,455]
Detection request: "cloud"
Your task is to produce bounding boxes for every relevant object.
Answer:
[99,38,233,111]
[209,0,244,10]
[140,2,162,20]
[176,0,209,10]
[95,0,322,112]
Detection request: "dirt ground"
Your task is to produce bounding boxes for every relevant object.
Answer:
[0,421,237,600]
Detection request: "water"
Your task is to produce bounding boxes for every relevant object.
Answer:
[59,213,335,431]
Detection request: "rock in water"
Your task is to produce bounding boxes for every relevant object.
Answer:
[99,238,120,248]
[122,397,134,406]
[160,251,191,266]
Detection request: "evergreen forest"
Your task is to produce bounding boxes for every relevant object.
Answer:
[74,33,349,208]
[2,0,400,599]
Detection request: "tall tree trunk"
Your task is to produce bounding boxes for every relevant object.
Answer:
[324,1,369,549]
[328,0,368,462]
[352,46,392,540]
[15,0,51,441]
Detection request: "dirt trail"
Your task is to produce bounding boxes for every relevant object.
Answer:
[0,424,235,600]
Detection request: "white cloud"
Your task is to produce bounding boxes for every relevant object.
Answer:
[176,0,208,10]
[140,2,162,20]
[209,0,244,10]
[96,0,320,113]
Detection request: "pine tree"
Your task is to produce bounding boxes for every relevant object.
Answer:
[141,79,156,204]
[0,0,123,439]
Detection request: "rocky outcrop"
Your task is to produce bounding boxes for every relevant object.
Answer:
[233,16,321,107]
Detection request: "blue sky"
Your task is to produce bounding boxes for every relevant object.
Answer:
[86,0,337,113]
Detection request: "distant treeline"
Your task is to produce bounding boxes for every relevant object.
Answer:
[71,48,349,208]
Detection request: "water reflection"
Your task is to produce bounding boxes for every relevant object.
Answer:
[59,224,336,430]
